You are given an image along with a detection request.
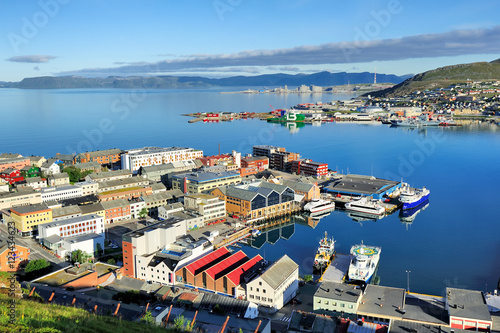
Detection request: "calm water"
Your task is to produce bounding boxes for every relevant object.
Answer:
[1,88,499,295]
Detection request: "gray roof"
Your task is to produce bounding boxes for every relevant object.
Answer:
[256,181,289,194]
[0,153,23,159]
[142,192,173,204]
[74,161,101,169]
[403,294,449,325]
[140,160,199,174]
[0,157,29,165]
[390,320,459,333]
[221,186,259,201]
[50,172,69,179]
[25,176,43,184]
[78,203,105,214]
[53,154,74,161]
[11,203,49,214]
[41,158,60,168]
[124,146,195,156]
[446,287,492,322]
[101,199,130,210]
[76,148,122,159]
[151,182,166,191]
[51,205,82,218]
[45,234,63,244]
[98,176,148,189]
[314,281,362,303]
[87,169,132,180]
[326,175,400,196]
[357,284,406,318]
[40,214,101,228]
[282,179,315,193]
[64,232,104,244]
[172,170,240,183]
[29,156,45,163]
[259,254,298,290]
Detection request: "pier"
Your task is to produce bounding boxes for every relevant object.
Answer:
[320,253,352,283]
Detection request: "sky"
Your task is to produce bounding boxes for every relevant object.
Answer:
[1,0,500,82]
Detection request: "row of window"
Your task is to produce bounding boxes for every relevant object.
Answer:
[317,299,354,309]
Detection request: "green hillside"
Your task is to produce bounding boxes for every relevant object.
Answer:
[368,58,500,98]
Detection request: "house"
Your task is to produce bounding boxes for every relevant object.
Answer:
[0,243,30,272]
[171,170,242,194]
[290,159,329,177]
[73,161,102,173]
[356,285,406,325]
[121,146,203,173]
[97,185,152,202]
[20,165,40,178]
[51,205,82,222]
[85,169,132,183]
[183,193,226,224]
[0,153,23,159]
[282,179,320,201]
[313,281,362,318]
[142,190,183,217]
[53,153,75,165]
[0,168,24,185]
[158,202,184,220]
[138,160,202,184]
[101,199,131,224]
[15,176,47,191]
[41,185,84,202]
[0,157,31,173]
[29,156,46,168]
[48,173,70,187]
[78,202,105,219]
[0,188,42,210]
[246,254,299,311]
[41,158,62,176]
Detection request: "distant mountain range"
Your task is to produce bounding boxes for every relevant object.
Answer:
[367,58,500,98]
[0,71,409,89]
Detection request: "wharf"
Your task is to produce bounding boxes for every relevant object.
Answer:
[320,253,352,283]
[330,194,400,214]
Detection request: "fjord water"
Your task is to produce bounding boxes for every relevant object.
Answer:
[1,88,499,295]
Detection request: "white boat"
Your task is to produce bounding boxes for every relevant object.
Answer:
[399,183,430,210]
[304,199,335,214]
[348,242,381,283]
[345,197,385,215]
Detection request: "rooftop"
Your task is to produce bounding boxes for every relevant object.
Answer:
[11,203,49,215]
[87,169,132,180]
[125,146,196,156]
[446,287,492,322]
[100,199,130,210]
[122,217,185,241]
[204,251,249,280]
[259,254,298,290]
[78,202,105,214]
[51,205,82,218]
[98,176,148,189]
[314,281,363,303]
[325,175,400,196]
[184,247,231,276]
[226,254,263,285]
[357,285,406,319]
[172,170,241,183]
[76,148,122,159]
[40,214,102,229]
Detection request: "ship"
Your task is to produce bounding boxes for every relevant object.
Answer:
[348,242,381,284]
[345,197,385,215]
[399,199,429,223]
[399,183,430,210]
[304,199,335,215]
[313,231,335,273]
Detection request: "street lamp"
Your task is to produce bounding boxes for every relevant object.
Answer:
[406,270,411,293]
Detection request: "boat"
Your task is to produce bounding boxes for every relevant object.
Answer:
[399,199,429,223]
[418,114,441,126]
[267,110,305,123]
[313,231,335,273]
[348,242,381,284]
[345,197,385,215]
[347,211,384,223]
[251,229,262,236]
[303,199,335,215]
[399,183,430,210]
[390,118,419,127]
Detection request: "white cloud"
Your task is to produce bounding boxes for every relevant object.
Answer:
[7,55,57,63]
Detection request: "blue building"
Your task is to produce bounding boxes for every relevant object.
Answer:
[324,175,401,200]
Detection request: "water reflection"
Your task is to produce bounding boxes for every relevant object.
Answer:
[399,199,430,227]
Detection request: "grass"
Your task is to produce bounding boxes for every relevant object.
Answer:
[0,293,174,333]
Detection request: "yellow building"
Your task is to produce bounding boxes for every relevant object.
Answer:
[11,203,53,237]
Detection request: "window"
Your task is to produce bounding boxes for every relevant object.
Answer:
[325,301,329,305]
[340,303,345,308]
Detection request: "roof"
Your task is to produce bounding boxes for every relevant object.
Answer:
[101,199,130,210]
[40,214,102,228]
[41,158,60,167]
[79,203,105,214]
[185,247,231,276]
[142,191,174,203]
[87,169,132,180]
[44,234,63,244]
[63,232,104,244]
[259,254,298,290]
[98,176,148,190]
[25,176,43,184]
[0,243,29,254]
[357,285,406,319]
[314,281,362,303]
[124,146,196,156]
[282,179,315,193]
[446,287,492,322]
[151,182,166,191]
[172,170,241,183]
[139,160,198,174]
[0,153,23,159]
[242,155,268,162]
[11,203,50,215]
[50,173,69,179]
[205,251,249,280]
[326,175,400,196]
[73,161,101,169]
[29,156,45,162]
[390,320,456,333]
[76,148,122,159]
[51,205,82,218]
[226,254,263,285]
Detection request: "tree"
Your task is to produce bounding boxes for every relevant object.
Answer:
[139,207,148,219]
[303,274,313,283]
[107,258,116,265]
[64,166,81,183]
[24,259,50,273]
[95,243,103,257]
[71,249,90,263]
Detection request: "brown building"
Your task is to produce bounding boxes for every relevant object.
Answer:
[176,247,231,287]
[74,148,122,165]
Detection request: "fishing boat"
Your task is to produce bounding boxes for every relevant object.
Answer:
[313,231,336,273]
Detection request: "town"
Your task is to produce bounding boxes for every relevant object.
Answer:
[1,144,499,332]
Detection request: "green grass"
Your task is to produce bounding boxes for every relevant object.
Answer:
[0,294,174,333]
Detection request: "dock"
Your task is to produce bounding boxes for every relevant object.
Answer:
[320,253,352,283]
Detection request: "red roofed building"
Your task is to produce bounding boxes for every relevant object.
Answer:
[198,154,232,167]
[290,159,328,177]
[221,254,263,296]
[0,168,24,185]
[176,247,231,286]
[202,251,249,293]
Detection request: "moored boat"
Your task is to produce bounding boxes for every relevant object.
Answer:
[304,199,335,215]
[345,197,385,215]
[313,231,335,273]
[399,183,430,210]
[348,242,381,284]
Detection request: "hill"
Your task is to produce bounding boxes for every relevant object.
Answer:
[367,58,500,98]
[12,71,406,89]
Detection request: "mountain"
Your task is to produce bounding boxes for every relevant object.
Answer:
[367,58,500,98]
[10,71,406,89]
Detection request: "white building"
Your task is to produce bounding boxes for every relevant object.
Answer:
[41,159,61,176]
[22,177,47,190]
[183,193,226,224]
[41,185,84,202]
[48,173,70,187]
[75,181,98,196]
[158,202,185,220]
[246,255,299,311]
[85,169,133,183]
[61,233,105,259]
[121,147,203,173]
[130,199,146,219]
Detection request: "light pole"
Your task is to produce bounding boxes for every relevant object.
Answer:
[406,270,411,293]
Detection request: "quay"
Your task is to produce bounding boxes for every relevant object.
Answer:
[319,253,352,283]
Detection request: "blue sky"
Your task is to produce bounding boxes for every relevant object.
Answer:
[1,0,500,81]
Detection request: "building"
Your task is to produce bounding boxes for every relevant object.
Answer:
[121,218,191,278]
[0,243,30,272]
[97,185,152,202]
[252,145,300,171]
[246,254,299,310]
[79,202,105,219]
[290,159,328,177]
[282,179,320,201]
[20,165,40,178]
[85,169,132,183]
[41,158,62,176]
[29,156,46,168]
[313,281,362,318]
[142,190,183,217]
[73,161,102,173]
[325,174,402,200]
[48,173,70,187]
[76,181,99,196]
[212,181,297,220]
[198,154,233,167]
[41,185,84,202]
[0,157,31,173]
[241,156,269,170]
[74,148,123,165]
[129,198,146,219]
[97,176,150,193]
[183,193,226,224]
[15,176,47,190]
[172,170,241,194]
[51,205,82,222]
[138,160,202,184]
[121,147,203,173]
[356,284,406,325]
[39,213,104,244]
[11,203,53,236]
[101,199,131,224]
[158,202,184,220]
[0,168,24,185]
[0,189,42,210]
[446,287,492,331]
